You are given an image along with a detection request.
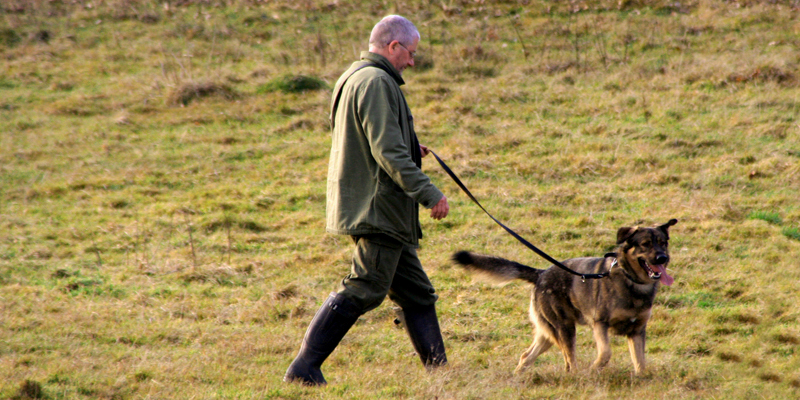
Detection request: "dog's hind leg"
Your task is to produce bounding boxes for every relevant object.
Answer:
[514,332,552,374]
[554,327,578,372]
[590,322,612,371]
[627,332,646,374]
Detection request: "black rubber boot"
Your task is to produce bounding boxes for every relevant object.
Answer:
[284,292,361,386]
[394,304,448,368]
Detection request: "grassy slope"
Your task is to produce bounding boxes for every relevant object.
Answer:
[1,0,799,399]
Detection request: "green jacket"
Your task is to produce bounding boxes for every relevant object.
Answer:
[326,52,443,246]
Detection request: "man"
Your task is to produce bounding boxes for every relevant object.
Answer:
[284,15,451,386]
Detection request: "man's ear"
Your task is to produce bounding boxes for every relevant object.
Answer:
[387,40,400,55]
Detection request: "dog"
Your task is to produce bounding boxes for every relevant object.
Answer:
[453,219,677,374]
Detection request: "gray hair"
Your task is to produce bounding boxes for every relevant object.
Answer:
[369,15,420,48]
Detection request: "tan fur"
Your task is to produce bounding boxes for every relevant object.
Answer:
[453,219,677,374]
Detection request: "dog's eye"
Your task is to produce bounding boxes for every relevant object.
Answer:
[640,240,651,247]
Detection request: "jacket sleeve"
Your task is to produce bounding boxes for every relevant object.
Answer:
[357,76,443,209]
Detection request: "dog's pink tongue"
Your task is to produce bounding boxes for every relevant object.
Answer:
[654,265,674,286]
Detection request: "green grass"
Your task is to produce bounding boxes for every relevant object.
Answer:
[783,227,800,242]
[2,0,800,399]
[749,211,782,225]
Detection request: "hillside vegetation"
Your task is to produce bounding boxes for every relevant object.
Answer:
[1,0,799,399]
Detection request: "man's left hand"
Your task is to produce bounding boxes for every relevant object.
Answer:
[420,144,430,158]
[431,196,449,220]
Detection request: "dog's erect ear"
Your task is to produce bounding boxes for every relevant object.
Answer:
[616,226,639,244]
[658,219,678,239]
[658,218,678,239]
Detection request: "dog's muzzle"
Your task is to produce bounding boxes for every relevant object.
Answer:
[637,255,673,286]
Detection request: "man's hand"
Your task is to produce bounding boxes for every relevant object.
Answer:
[420,144,430,158]
[430,196,449,220]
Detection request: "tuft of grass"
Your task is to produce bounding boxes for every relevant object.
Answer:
[257,74,327,94]
[748,211,782,225]
[782,227,800,241]
[133,371,152,382]
[717,352,743,363]
[412,54,435,72]
[0,28,21,47]
[725,66,796,87]
[166,81,238,106]
[15,380,45,399]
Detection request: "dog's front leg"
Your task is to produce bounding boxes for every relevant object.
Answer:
[627,331,646,374]
[590,322,611,370]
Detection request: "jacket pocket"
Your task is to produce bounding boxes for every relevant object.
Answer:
[374,181,414,239]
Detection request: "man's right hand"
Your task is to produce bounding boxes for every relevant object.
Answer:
[430,196,449,220]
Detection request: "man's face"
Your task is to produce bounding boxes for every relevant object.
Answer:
[387,38,418,75]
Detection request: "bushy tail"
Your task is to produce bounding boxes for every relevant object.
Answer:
[452,251,541,285]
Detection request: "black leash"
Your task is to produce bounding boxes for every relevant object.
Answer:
[429,150,609,281]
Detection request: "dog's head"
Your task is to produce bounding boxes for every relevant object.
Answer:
[616,219,678,286]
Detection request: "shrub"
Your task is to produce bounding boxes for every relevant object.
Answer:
[166,81,238,105]
[257,74,327,94]
[16,379,44,399]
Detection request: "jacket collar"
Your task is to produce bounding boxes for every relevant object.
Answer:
[360,51,405,86]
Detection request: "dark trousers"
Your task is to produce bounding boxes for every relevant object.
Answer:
[338,234,438,314]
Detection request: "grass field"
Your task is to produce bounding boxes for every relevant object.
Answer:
[2,0,799,399]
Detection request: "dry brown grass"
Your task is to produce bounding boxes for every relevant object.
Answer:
[2,0,800,399]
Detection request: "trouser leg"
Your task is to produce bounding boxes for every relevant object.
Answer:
[388,245,447,368]
[286,234,399,385]
[294,234,446,376]
[337,234,404,313]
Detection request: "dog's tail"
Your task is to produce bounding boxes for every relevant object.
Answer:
[452,251,541,285]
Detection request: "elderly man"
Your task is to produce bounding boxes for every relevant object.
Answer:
[284,15,450,386]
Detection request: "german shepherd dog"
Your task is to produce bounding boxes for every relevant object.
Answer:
[453,219,677,374]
